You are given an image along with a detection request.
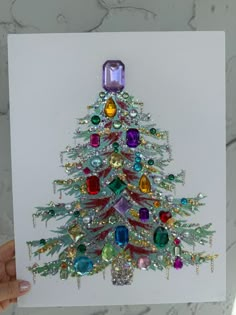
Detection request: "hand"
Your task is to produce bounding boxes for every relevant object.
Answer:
[0,240,31,312]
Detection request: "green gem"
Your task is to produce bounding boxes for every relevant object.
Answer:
[99,91,105,98]
[168,174,175,181]
[73,211,80,217]
[78,244,86,253]
[150,128,156,135]
[102,244,116,262]
[108,177,127,195]
[153,226,169,248]
[113,120,122,129]
[112,142,119,149]
[39,239,46,245]
[148,159,154,165]
[91,115,101,125]
[123,92,129,99]
[48,209,55,216]
[114,148,119,153]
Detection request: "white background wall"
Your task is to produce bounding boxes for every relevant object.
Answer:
[0,1,235,314]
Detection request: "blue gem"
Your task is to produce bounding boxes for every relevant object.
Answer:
[115,226,129,247]
[73,256,93,275]
[135,157,141,163]
[181,198,188,205]
[133,163,142,172]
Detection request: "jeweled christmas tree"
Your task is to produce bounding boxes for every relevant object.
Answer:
[27,60,217,285]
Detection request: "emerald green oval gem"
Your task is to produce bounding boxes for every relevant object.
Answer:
[78,244,86,253]
[73,211,80,217]
[39,239,46,245]
[113,142,119,149]
[153,226,169,248]
[168,174,175,180]
[102,244,116,262]
[150,128,156,135]
[48,209,55,216]
[91,115,101,125]
[148,159,154,165]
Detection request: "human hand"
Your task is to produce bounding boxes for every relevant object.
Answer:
[0,240,31,312]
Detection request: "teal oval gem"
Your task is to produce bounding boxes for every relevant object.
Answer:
[73,256,93,275]
[135,157,141,163]
[150,128,156,135]
[113,142,119,149]
[181,198,188,205]
[168,174,175,181]
[90,156,102,168]
[133,163,142,172]
[153,226,169,248]
[115,225,129,247]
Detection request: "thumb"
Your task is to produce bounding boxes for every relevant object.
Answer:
[0,280,31,301]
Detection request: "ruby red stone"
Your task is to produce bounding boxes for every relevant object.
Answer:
[103,60,125,92]
[159,211,172,223]
[174,238,181,245]
[86,176,100,195]
[126,128,140,148]
[90,134,100,147]
[83,167,91,175]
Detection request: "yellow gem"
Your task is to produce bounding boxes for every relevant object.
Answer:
[139,174,151,193]
[67,247,77,258]
[68,224,85,242]
[166,217,176,228]
[109,152,124,168]
[104,97,117,118]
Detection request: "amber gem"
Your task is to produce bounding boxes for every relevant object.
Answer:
[139,174,151,193]
[104,97,117,118]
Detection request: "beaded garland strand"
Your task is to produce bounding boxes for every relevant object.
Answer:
[27,60,217,286]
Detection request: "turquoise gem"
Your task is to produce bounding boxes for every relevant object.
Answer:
[135,157,141,163]
[181,198,188,205]
[115,226,129,247]
[133,163,142,172]
[73,256,93,275]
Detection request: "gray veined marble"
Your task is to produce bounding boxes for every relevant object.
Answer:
[0,0,236,314]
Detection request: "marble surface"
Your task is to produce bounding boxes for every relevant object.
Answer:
[0,0,235,314]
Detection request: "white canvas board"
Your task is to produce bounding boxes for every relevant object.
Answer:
[8,31,226,307]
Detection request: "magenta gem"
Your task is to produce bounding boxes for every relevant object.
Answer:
[137,256,151,270]
[113,197,131,215]
[174,257,183,269]
[103,60,125,92]
[90,133,100,148]
[139,208,149,221]
[83,167,91,175]
[126,128,140,148]
[174,238,181,245]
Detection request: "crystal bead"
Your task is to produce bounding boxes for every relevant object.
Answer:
[90,156,102,168]
[113,120,122,129]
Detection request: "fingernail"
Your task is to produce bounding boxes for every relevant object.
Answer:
[19,280,31,292]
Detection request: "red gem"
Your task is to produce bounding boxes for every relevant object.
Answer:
[90,134,100,147]
[159,211,172,223]
[174,238,181,245]
[61,262,68,269]
[86,176,100,195]
[83,167,91,175]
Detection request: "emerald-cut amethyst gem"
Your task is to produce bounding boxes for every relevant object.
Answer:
[115,226,129,247]
[126,128,140,148]
[103,60,125,92]
[113,197,131,215]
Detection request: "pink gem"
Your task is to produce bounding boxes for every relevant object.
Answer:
[137,256,151,270]
[173,257,183,269]
[174,238,181,245]
[83,167,91,175]
[90,134,100,147]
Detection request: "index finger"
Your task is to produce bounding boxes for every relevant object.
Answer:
[0,240,15,263]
